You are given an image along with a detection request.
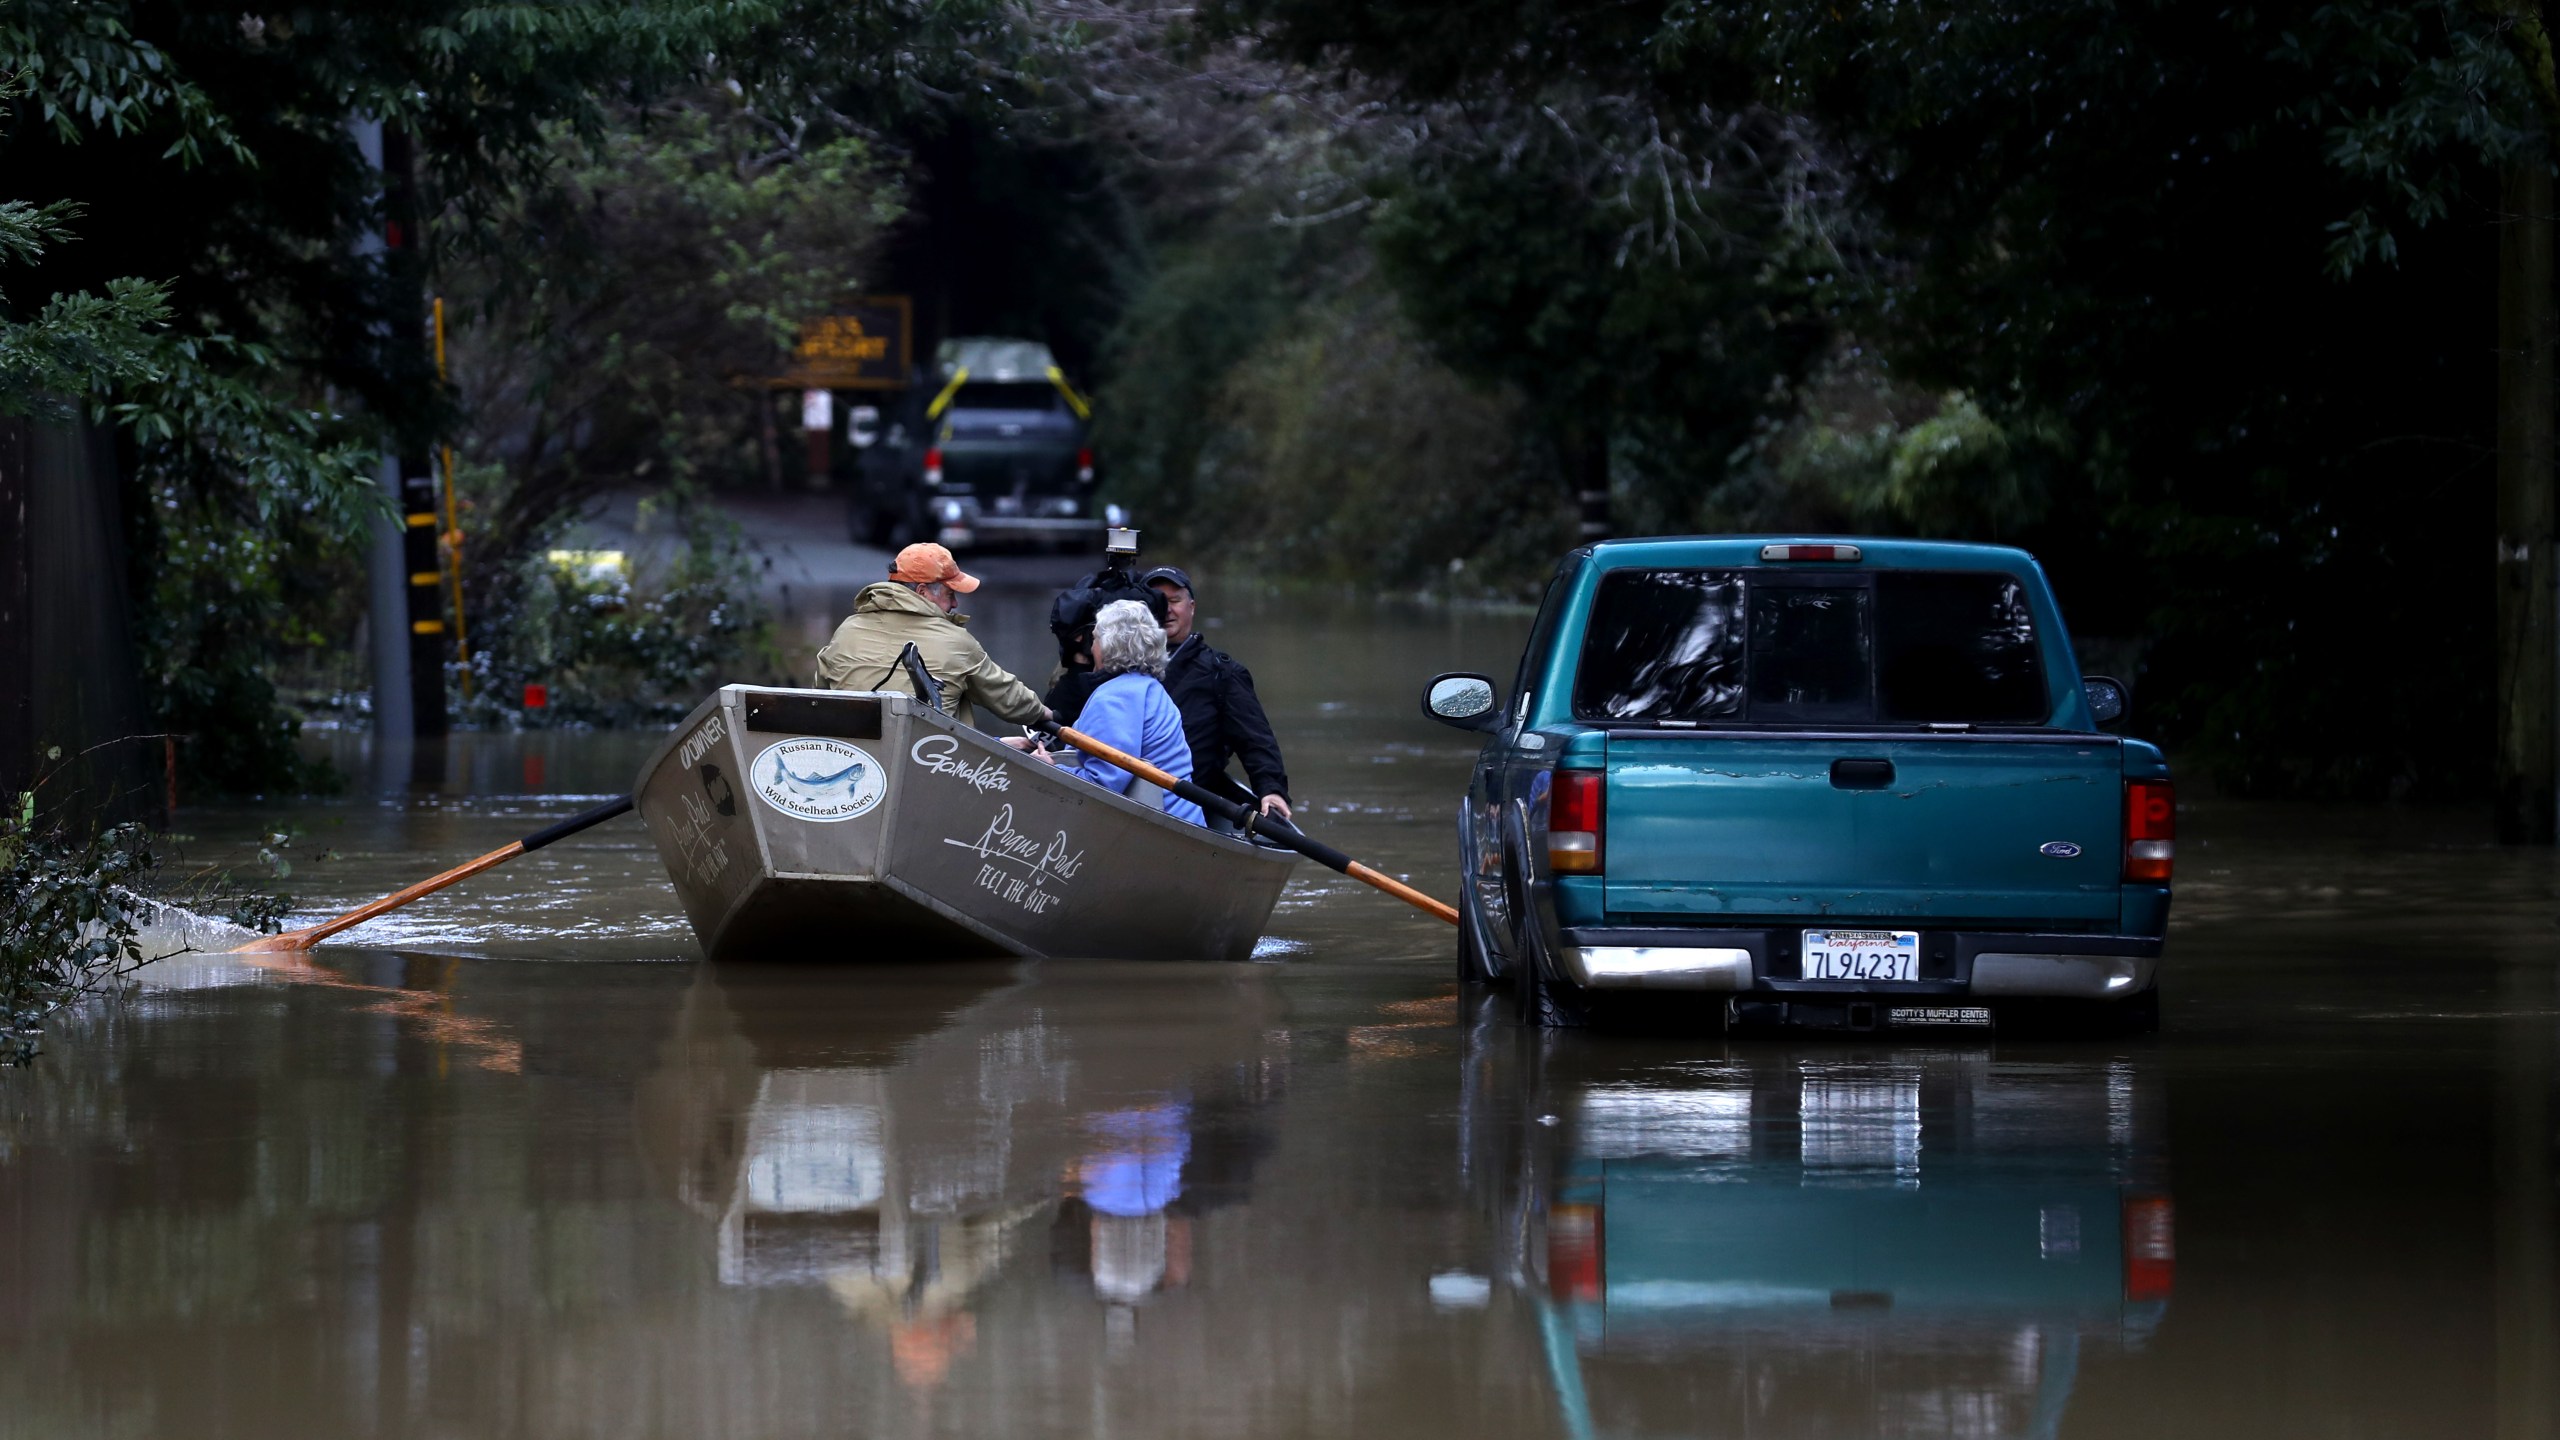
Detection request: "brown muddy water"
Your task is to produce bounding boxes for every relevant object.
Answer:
[6,579,2560,1439]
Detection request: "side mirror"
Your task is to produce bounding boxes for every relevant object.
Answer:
[1423,672,1503,732]
[2083,675,2128,729]
[848,405,880,449]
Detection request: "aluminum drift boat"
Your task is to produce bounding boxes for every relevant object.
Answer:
[636,685,1297,962]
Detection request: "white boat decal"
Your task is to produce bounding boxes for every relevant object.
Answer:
[751,738,885,822]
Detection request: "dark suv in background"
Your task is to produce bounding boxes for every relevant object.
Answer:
[845,337,1118,552]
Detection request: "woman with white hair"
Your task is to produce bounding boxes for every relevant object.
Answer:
[1035,599,1205,826]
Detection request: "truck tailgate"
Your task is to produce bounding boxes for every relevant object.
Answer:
[1603,735,2122,923]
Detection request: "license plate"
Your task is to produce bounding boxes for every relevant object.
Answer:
[1800,929,1920,982]
[1889,1006,1994,1028]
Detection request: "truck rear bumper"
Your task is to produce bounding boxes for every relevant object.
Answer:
[924,495,1109,550]
[1555,927,2160,1000]
[936,515,1107,548]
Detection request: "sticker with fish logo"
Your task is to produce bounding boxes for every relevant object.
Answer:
[751,738,884,823]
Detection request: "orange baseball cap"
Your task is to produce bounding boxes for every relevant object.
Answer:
[889,542,980,593]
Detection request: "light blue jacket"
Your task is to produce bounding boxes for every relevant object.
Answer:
[1059,672,1206,826]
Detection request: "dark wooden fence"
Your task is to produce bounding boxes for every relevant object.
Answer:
[0,412,163,828]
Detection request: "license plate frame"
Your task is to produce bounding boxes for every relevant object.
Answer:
[1799,928,1922,983]
[1888,1005,1994,1029]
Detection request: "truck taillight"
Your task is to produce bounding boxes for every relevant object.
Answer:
[1550,769,1603,874]
[1758,542,1863,562]
[1076,447,1095,483]
[2123,1194,2174,1301]
[1549,1204,1603,1303]
[2124,779,2174,883]
[924,446,944,484]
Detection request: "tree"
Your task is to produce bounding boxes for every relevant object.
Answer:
[448,96,903,553]
[0,44,380,794]
[1215,0,2531,804]
[1,0,1029,786]
[1369,108,1830,541]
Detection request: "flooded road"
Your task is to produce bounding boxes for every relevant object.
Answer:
[6,574,2560,1438]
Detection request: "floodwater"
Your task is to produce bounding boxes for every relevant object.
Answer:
[6,574,2560,1439]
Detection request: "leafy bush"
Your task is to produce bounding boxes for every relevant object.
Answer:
[447,99,905,562]
[1190,289,1559,592]
[0,762,299,1064]
[136,462,364,794]
[463,490,782,727]
[0,791,152,1066]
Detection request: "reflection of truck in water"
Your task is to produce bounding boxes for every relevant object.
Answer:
[844,337,1117,553]
[1456,1019,2173,1440]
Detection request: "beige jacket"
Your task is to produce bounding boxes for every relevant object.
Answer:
[813,582,1045,731]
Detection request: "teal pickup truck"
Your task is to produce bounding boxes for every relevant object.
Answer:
[1423,538,2172,1032]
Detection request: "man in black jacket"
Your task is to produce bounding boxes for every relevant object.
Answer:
[1046,564,1292,823]
[1131,565,1291,824]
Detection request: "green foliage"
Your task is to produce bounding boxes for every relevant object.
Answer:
[0,753,292,1062]
[464,491,782,728]
[450,98,905,552]
[0,789,152,1066]
[1096,87,1831,586]
[1188,287,1556,589]
[1200,0,2524,798]
[0,191,164,414]
[0,3,246,164]
[439,98,892,727]
[0,29,379,797]
[0,186,375,798]
[4,0,1033,435]
[132,470,360,794]
[114,334,380,533]
[1370,125,1824,494]
[2277,1,2542,273]
[2,0,1021,783]
[1093,221,1304,530]
[1741,389,2061,538]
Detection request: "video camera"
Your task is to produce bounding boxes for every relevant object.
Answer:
[1049,526,1169,669]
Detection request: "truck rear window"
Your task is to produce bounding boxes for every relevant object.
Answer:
[949,382,1069,413]
[1573,569,2049,725]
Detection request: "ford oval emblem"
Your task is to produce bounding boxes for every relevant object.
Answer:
[2039,841,2083,859]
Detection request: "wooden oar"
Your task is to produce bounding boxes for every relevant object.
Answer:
[1042,723,1459,925]
[231,797,636,952]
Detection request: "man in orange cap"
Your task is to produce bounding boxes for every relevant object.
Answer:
[814,543,1050,730]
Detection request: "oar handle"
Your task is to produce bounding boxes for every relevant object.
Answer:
[1044,723,1459,926]
[234,795,636,953]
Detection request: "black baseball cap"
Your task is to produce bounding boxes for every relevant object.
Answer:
[1138,565,1194,597]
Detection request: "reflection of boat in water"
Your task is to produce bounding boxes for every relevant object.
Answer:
[640,963,1029,1323]
[636,960,1289,1386]
[1458,1015,2172,1440]
[634,686,1296,961]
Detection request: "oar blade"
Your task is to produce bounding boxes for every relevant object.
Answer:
[206,797,632,958]
[229,928,321,953]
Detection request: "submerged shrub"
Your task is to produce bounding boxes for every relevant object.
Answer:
[0,791,154,1066]
[464,488,782,727]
